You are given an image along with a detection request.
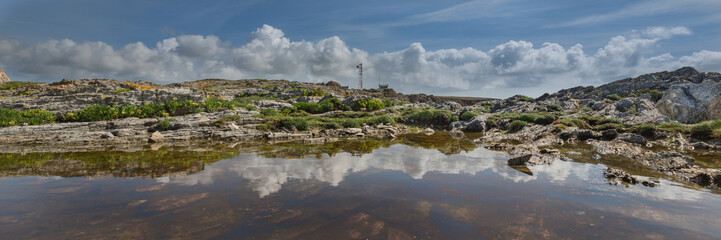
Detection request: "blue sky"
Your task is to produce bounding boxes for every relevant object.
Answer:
[1,0,720,97]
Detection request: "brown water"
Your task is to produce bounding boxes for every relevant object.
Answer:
[1,134,721,239]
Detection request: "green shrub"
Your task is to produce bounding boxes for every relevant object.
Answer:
[293,102,322,114]
[352,98,385,111]
[261,84,277,90]
[0,108,56,127]
[649,90,663,102]
[554,118,590,129]
[507,120,527,132]
[270,117,309,131]
[370,115,395,125]
[485,119,497,129]
[490,112,556,125]
[66,104,120,122]
[460,111,478,121]
[155,118,176,131]
[657,122,689,133]
[404,109,456,127]
[301,88,325,96]
[260,108,280,117]
[606,94,621,101]
[546,104,563,112]
[593,123,624,131]
[533,114,557,125]
[204,97,237,112]
[323,122,342,129]
[341,119,361,128]
[691,120,721,139]
[633,124,656,138]
[293,97,347,114]
[213,115,242,127]
[114,88,130,94]
[578,115,622,126]
[519,95,534,102]
[381,99,405,107]
[0,81,38,91]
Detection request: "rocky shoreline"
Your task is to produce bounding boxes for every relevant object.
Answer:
[1,67,720,189]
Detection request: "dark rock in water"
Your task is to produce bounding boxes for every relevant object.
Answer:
[689,173,721,187]
[508,154,533,166]
[601,129,618,140]
[604,168,638,184]
[559,129,577,140]
[576,129,595,141]
[692,142,712,150]
[604,167,656,187]
[617,133,646,145]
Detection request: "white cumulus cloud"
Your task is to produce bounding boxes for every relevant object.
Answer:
[0,25,719,98]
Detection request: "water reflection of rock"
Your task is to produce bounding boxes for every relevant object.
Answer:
[0,158,206,178]
[0,146,239,178]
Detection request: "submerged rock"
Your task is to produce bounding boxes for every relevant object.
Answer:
[604,168,656,187]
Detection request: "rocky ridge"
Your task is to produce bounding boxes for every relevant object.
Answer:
[1,67,720,190]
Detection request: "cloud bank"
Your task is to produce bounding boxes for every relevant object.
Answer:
[1,25,719,97]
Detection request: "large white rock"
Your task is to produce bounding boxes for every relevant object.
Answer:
[0,69,10,83]
[656,79,721,123]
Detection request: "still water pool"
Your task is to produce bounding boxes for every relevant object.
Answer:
[1,134,721,239]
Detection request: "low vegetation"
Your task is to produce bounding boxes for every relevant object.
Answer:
[507,120,527,132]
[114,88,131,94]
[690,120,721,139]
[154,118,177,131]
[0,108,56,127]
[460,111,478,121]
[62,97,254,122]
[545,104,563,112]
[352,98,385,111]
[258,112,396,131]
[401,108,456,128]
[300,88,326,97]
[0,81,38,91]
[293,97,348,114]
[605,94,621,101]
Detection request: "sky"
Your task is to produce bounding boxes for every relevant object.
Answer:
[0,0,720,98]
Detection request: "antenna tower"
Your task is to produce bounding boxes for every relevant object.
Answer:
[356,63,363,89]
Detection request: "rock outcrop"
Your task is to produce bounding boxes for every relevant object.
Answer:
[656,78,721,123]
[0,69,10,83]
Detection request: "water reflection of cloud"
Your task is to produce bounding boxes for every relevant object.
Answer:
[156,144,712,201]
